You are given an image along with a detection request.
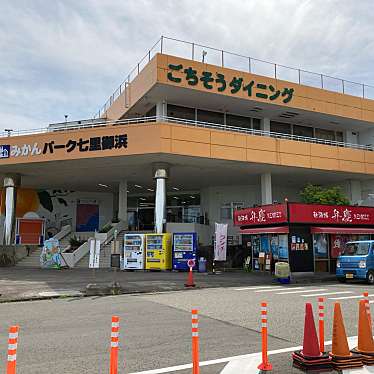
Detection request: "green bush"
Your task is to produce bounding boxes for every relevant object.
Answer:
[300,184,350,205]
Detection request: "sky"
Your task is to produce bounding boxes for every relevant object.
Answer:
[0,0,374,131]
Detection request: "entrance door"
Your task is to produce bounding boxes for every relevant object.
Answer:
[76,204,99,232]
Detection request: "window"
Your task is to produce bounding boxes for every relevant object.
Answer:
[293,125,313,138]
[253,118,261,130]
[315,128,335,141]
[336,131,344,142]
[270,121,291,135]
[145,106,156,117]
[197,109,224,124]
[167,104,195,121]
[226,114,251,128]
[220,202,244,220]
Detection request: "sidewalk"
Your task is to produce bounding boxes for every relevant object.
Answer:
[0,267,337,302]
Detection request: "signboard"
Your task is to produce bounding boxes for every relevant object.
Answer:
[167,64,295,104]
[234,204,288,226]
[289,203,374,225]
[40,238,61,269]
[214,223,228,261]
[187,259,196,268]
[89,239,101,269]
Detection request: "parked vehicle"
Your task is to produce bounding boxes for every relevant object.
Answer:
[336,241,374,284]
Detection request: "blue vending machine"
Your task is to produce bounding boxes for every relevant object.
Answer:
[172,232,198,271]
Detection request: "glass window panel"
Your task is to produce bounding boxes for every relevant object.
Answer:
[197,109,224,124]
[315,128,335,141]
[226,114,251,128]
[167,104,195,121]
[293,125,314,138]
[270,121,291,134]
[336,131,344,142]
[253,118,261,130]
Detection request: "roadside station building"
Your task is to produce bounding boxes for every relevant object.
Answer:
[2,36,374,270]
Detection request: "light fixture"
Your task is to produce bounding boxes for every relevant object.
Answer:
[134,184,143,188]
[139,197,147,201]
[4,129,13,137]
[172,187,179,191]
[98,183,109,188]
[173,196,179,199]
[127,190,130,193]
[147,188,154,192]
[189,195,196,198]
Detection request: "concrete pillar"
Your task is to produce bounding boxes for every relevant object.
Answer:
[118,181,128,227]
[156,101,167,121]
[3,174,20,245]
[349,180,362,204]
[154,169,168,233]
[260,117,270,133]
[345,130,358,144]
[261,173,272,205]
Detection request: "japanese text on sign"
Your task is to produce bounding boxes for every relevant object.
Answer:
[2,134,128,159]
[167,64,294,104]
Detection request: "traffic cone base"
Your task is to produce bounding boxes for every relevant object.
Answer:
[257,362,272,371]
[292,303,332,370]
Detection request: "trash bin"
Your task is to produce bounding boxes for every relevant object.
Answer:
[198,257,207,273]
[275,262,290,283]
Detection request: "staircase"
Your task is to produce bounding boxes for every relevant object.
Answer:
[75,229,136,268]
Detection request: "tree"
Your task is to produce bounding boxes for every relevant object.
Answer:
[300,184,350,205]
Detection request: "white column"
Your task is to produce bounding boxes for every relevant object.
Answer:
[261,173,272,205]
[3,174,20,245]
[349,180,362,204]
[156,101,167,121]
[260,117,270,133]
[154,169,168,234]
[118,180,128,227]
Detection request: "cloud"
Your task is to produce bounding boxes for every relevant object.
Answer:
[0,0,373,130]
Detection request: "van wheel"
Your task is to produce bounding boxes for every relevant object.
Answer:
[338,278,346,283]
[367,270,374,285]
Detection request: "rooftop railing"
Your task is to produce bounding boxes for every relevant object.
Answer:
[93,35,374,119]
[2,115,371,152]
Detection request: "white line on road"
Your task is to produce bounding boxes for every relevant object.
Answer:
[276,288,327,295]
[128,336,359,374]
[330,295,374,300]
[234,286,278,291]
[253,287,290,293]
[301,291,354,297]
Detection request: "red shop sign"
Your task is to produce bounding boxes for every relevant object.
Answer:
[234,204,288,226]
[289,203,374,225]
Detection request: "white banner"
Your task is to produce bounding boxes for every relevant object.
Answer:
[214,223,228,261]
[89,239,101,269]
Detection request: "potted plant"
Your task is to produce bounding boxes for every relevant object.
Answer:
[65,236,85,253]
[95,223,113,241]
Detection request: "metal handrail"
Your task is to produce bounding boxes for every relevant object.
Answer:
[94,35,374,119]
[2,115,371,152]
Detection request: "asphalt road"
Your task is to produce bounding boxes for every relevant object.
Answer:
[0,281,372,373]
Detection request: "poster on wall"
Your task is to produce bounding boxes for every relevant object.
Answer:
[270,235,279,259]
[330,235,349,258]
[313,234,328,258]
[40,238,61,269]
[278,235,289,260]
[260,235,270,253]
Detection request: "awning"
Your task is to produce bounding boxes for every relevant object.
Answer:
[240,226,289,234]
[311,227,374,234]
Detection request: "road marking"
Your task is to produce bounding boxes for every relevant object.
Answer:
[276,288,327,295]
[253,287,286,293]
[330,295,373,300]
[234,286,277,291]
[301,291,354,297]
[128,336,359,374]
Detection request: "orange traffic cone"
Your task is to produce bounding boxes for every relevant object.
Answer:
[292,303,331,370]
[330,302,363,369]
[185,266,195,288]
[351,300,374,365]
